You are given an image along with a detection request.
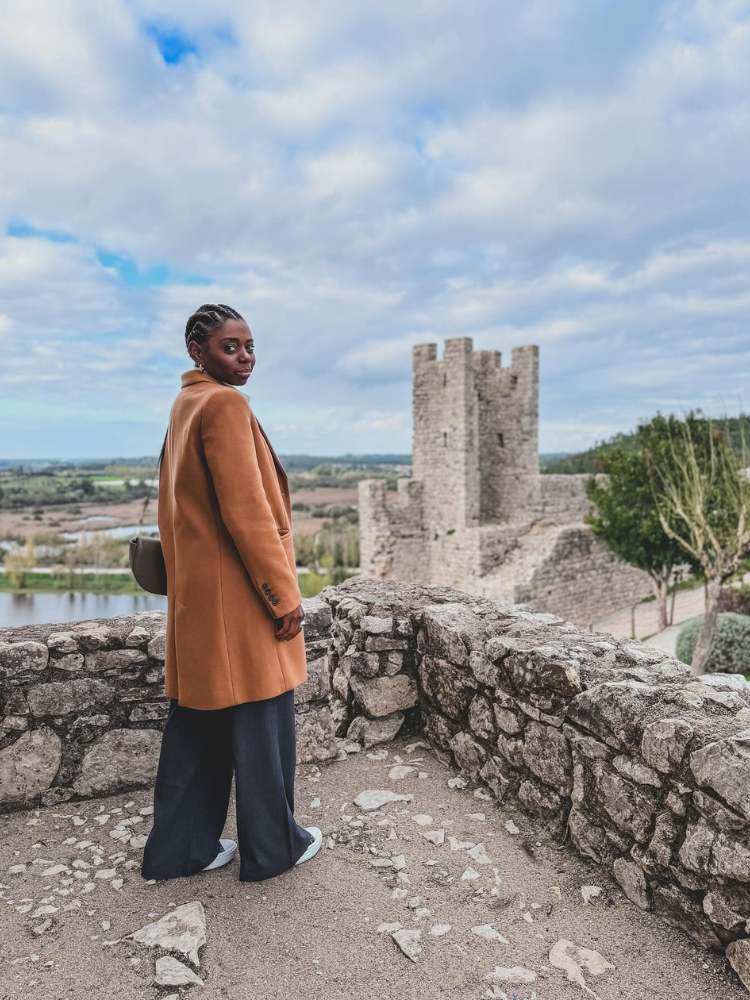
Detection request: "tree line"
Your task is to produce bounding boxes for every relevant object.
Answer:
[585,412,750,674]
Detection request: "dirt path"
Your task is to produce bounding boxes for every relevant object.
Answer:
[1,734,744,999]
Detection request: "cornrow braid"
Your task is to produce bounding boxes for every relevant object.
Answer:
[185,303,245,353]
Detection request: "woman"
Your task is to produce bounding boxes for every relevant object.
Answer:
[140,303,322,882]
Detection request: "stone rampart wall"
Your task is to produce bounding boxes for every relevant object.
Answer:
[2,577,749,968]
[538,474,595,519]
[0,601,337,813]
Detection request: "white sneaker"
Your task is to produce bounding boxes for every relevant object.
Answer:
[294,826,322,866]
[202,837,237,871]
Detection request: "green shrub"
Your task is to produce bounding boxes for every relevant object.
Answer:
[718,584,750,616]
[676,612,750,673]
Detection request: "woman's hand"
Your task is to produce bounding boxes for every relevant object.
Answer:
[274,604,305,641]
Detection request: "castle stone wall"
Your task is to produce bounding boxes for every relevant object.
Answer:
[538,474,595,519]
[359,337,653,625]
[2,576,750,971]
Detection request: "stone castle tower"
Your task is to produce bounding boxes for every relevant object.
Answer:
[358,337,651,627]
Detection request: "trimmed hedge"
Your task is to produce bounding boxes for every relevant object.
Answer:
[676,611,750,674]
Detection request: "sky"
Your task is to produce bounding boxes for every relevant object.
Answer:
[1,0,749,460]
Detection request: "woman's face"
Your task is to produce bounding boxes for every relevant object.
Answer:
[192,319,255,385]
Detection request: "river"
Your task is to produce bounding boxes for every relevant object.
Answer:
[0,590,167,629]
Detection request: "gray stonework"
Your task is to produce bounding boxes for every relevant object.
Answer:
[0,599,339,811]
[358,338,651,627]
[2,576,750,972]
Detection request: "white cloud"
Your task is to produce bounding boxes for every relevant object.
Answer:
[1,0,749,457]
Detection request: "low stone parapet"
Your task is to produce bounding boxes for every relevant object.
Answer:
[2,576,749,978]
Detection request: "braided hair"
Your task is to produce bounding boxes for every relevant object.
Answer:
[158,303,247,469]
[185,303,245,358]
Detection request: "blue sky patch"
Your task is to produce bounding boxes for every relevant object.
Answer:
[145,23,199,65]
[7,221,78,243]
[95,250,209,287]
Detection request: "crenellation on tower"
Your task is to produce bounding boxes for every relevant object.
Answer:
[359,337,652,627]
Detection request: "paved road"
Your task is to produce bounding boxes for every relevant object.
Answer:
[594,584,707,645]
[1,734,743,1000]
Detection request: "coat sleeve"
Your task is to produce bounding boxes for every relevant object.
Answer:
[200,389,302,619]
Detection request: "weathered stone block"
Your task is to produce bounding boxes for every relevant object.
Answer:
[468,694,496,740]
[594,766,656,843]
[521,721,572,793]
[504,648,583,700]
[346,712,405,748]
[643,811,678,870]
[612,755,662,788]
[468,649,500,687]
[129,702,169,722]
[147,632,166,660]
[478,755,512,801]
[422,708,457,750]
[383,652,405,676]
[449,731,487,776]
[567,680,664,751]
[343,651,379,679]
[296,704,337,763]
[651,883,723,950]
[702,888,750,933]
[69,714,110,743]
[563,725,611,760]
[298,594,333,640]
[349,674,417,718]
[46,632,79,654]
[485,635,535,662]
[493,704,525,736]
[518,779,564,819]
[418,655,477,719]
[124,626,152,647]
[69,623,116,650]
[690,731,750,821]
[27,678,114,717]
[420,604,474,665]
[496,732,524,769]
[362,615,394,635]
[294,653,330,703]
[0,640,48,683]
[568,807,608,863]
[727,939,750,993]
[84,648,148,673]
[364,636,408,652]
[51,653,85,675]
[613,857,651,909]
[72,728,162,795]
[0,726,62,807]
[693,789,748,833]
[641,718,694,774]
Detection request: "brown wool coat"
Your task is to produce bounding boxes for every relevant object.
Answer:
[158,367,307,709]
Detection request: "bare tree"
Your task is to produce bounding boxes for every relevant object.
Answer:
[649,415,750,673]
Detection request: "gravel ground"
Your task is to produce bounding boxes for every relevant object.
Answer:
[1,733,745,1000]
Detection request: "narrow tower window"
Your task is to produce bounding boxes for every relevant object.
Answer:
[510,375,518,389]
[443,372,447,387]
[497,432,504,448]
[443,431,448,447]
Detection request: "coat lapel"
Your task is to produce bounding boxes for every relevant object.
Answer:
[255,417,289,495]
[180,368,290,500]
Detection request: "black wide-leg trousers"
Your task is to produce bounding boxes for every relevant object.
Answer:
[140,689,314,882]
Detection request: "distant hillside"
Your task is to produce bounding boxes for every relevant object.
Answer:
[542,414,750,475]
[281,454,411,471]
